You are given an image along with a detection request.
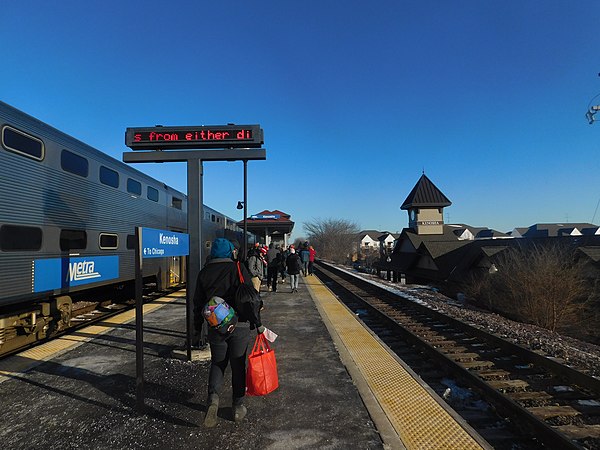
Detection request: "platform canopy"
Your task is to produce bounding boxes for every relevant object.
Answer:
[237,210,294,247]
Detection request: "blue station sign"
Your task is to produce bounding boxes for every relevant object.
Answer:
[250,214,281,220]
[141,228,189,259]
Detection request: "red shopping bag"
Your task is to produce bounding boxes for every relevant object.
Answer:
[246,333,279,396]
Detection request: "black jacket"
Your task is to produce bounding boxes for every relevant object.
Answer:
[192,257,257,327]
[286,253,302,275]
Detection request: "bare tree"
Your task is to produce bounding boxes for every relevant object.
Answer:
[465,242,590,333]
[303,218,360,263]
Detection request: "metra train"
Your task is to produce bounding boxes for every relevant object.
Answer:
[0,101,251,353]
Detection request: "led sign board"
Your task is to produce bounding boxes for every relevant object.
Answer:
[125,125,263,150]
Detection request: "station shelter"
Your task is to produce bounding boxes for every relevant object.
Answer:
[237,210,294,249]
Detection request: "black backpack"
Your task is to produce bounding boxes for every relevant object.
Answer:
[234,262,262,328]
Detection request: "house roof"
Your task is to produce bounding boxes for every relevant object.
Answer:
[388,230,600,283]
[480,246,509,257]
[401,174,452,210]
[581,227,600,236]
[476,229,509,239]
[418,240,470,259]
[577,246,600,262]
[509,227,529,237]
[522,223,597,238]
[358,230,381,240]
[237,209,294,234]
[377,232,400,241]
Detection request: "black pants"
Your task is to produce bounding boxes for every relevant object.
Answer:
[207,324,250,403]
[308,261,314,275]
[267,267,278,291]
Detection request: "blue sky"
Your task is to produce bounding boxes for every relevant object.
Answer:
[3,1,600,239]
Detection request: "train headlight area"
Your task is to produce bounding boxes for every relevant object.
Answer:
[0,271,490,449]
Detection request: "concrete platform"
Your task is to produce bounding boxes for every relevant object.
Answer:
[0,280,384,449]
[0,272,489,449]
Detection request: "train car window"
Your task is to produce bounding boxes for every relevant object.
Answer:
[0,224,42,251]
[100,166,119,188]
[127,178,142,196]
[99,233,118,249]
[172,196,182,210]
[211,214,216,222]
[60,229,87,251]
[147,186,159,202]
[126,234,136,250]
[217,217,220,223]
[204,211,211,220]
[61,150,89,177]
[1,126,44,160]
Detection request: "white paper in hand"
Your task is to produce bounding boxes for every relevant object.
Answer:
[263,327,278,343]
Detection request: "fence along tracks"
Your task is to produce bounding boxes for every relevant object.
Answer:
[315,261,600,450]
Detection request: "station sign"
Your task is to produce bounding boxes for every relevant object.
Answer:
[141,227,189,258]
[125,125,264,150]
[250,214,281,220]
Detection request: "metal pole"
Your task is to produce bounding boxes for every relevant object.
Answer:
[135,226,144,414]
[186,160,203,360]
[243,159,248,261]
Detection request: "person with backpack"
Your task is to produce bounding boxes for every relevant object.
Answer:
[192,238,264,427]
[286,247,302,293]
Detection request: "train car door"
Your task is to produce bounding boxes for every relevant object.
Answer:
[169,256,185,287]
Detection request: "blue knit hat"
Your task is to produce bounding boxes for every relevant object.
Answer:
[211,238,234,258]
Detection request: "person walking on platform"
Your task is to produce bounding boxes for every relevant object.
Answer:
[246,246,264,293]
[308,245,316,275]
[267,252,282,293]
[300,244,310,276]
[286,247,302,292]
[192,238,265,427]
[266,243,279,267]
[259,245,269,283]
[279,245,289,283]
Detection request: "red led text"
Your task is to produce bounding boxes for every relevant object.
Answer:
[133,129,253,143]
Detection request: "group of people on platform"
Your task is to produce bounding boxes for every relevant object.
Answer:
[192,237,316,428]
[244,241,316,294]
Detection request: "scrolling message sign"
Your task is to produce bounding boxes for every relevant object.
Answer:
[125,125,263,150]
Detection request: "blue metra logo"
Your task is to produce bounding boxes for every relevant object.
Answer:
[69,260,101,281]
[33,256,119,292]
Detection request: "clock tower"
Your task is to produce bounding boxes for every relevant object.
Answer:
[401,173,451,235]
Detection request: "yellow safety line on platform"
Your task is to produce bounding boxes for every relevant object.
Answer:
[0,291,185,381]
[304,276,485,450]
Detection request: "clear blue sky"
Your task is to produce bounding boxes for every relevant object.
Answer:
[3,1,600,239]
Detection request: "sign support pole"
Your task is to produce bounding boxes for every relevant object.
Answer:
[186,160,203,361]
[135,226,144,414]
[243,159,248,260]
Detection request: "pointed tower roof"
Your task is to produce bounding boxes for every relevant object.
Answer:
[401,174,452,210]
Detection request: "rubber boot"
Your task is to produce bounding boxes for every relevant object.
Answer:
[204,393,219,428]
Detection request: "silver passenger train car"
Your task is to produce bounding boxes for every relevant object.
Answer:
[0,101,247,352]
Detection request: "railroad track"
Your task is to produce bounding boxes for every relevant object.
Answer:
[0,284,181,359]
[315,261,600,450]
